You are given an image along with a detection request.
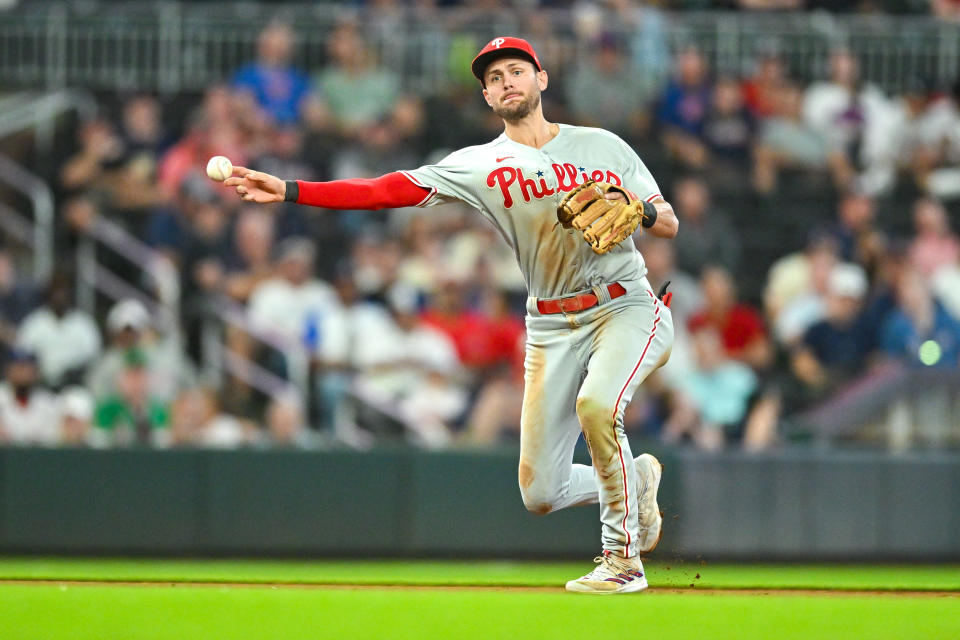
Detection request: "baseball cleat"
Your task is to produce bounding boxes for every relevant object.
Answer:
[634,453,663,555]
[565,552,648,594]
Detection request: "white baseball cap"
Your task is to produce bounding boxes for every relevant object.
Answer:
[106,298,151,333]
[828,263,868,299]
[60,386,94,421]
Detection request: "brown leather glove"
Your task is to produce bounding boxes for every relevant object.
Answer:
[557,180,656,254]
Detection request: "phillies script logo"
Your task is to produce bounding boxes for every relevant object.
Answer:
[487,164,622,208]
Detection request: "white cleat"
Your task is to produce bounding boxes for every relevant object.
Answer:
[634,453,663,555]
[565,552,648,594]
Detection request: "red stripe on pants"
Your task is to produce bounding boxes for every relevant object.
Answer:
[610,291,661,557]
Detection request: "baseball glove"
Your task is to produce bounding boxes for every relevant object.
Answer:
[557,180,657,254]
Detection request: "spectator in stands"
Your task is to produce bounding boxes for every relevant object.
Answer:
[158,87,249,200]
[173,387,254,449]
[63,97,168,215]
[670,176,741,276]
[264,390,318,448]
[88,298,194,405]
[658,46,713,168]
[791,263,874,398]
[689,266,771,370]
[908,197,960,278]
[223,208,276,303]
[231,22,313,127]
[100,94,168,213]
[0,349,60,446]
[351,284,465,448]
[60,118,125,195]
[802,49,899,195]
[247,237,348,365]
[661,325,758,452]
[0,246,39,360]
[461,290,525,447]
[881,266,960,368]
[17,273,101,389]
[825,190,886,275]
[565,32,652,140]
[59,386,95,447]
[350,232,402,297]
[328,100,424,184]
[766,232,840,347]
[609,0,671,101]
[93,348,171,448]
[88,299,152,400]
[314,23,400,138]
[244,237,348,425]
[910,77,960,200]
[742,51,786,119]
[701,76,756,173]
[753,81,834,194]
[420,277,502,375]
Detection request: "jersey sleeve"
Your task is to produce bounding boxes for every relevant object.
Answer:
[618,138,662,203]
[402,147,485,210]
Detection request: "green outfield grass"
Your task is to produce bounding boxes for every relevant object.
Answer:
[0,559,958,640]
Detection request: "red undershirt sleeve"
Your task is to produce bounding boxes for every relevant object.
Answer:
[293,172,434,210]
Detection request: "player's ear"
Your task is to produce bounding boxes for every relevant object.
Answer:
[482,87,493,107]
[537,69,548,91]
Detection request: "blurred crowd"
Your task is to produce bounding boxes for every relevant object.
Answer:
[2,4,960,452]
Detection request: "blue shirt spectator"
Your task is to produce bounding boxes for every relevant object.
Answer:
[232,65,311,128]
[231,23,312,127]
[881,301,960,368]
[657,47,712,136]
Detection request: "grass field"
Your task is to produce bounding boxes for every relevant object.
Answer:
[1,558,958,640]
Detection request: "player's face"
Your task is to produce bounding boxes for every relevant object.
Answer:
[482,59,548,121]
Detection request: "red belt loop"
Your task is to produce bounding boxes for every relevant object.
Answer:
[536,282,627,315]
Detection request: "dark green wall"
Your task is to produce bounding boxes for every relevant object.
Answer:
[0,447,957,559]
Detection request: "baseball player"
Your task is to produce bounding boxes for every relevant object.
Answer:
[224,37,677,594]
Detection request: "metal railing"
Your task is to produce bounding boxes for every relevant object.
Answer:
[794,366,960,451]
[75,215,180,333]
[1,4,958,95]
[0,89,97,284]
[75,213,307,403]
[0,153,55,283]
[201,294,309,401]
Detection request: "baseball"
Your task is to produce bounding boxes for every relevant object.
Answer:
[206,155,233,182]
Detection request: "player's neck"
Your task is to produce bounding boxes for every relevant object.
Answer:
[502,113,558,149]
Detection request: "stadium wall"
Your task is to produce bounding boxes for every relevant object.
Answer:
[0,447,957,560]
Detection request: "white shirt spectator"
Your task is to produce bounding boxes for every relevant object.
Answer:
[803,81,900,195]
[17,308,101,386]
[0,384,61,446]
[247,277,349,363]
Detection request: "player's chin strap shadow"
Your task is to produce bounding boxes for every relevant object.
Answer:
[656,281,673,309]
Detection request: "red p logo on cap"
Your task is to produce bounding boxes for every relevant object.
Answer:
[471,36,543,83]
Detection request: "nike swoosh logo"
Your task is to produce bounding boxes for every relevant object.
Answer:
[495,156,514,162]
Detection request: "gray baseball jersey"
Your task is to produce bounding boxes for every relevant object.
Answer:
[404,124,662,298]
[406,123,673,560]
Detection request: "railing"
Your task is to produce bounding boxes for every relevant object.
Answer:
[791,367,960,451]
[73,212,307,403]
[201,294,309,401]
[0,88,97,154]
[75,215,180,333]
[0,89,97,283]
[0,153,55,284]
[0,4,958,95]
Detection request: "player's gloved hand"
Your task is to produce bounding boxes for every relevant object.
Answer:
[557,180,657,255]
